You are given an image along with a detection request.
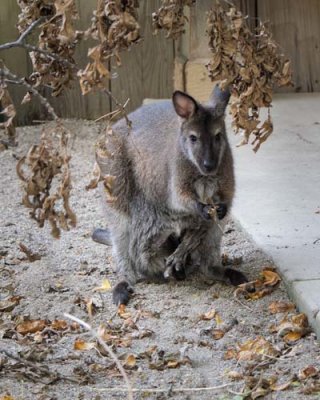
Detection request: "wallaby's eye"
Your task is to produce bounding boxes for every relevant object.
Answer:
[190,135,197,143]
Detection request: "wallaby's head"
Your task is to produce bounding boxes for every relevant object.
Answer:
[172,85,230,176]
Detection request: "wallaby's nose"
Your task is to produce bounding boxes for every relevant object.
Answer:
[203,159,215,172]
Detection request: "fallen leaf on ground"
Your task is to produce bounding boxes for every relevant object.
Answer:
[0,297,22,312]
[93,278,112,292]
[236,336,280,362]
[200,309,216,320]
[227,370,243,380]
[261,269,281,286]
[273,313,310,343]
[118,304,132,319]
[16,319,47,335]
[124,354,137,369]
[19,243,41,262]
[298,365,319,380]
[268,301,295,314]
[74,339,96,351]
[50,319,68,331]
[235,267,281,301]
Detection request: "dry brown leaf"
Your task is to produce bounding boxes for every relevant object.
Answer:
[0,296,22,312]
[237,336,280,362]
[298,365,319,380]
[93,278,112,292]
[223,348,237,360]
[152,0,196,39]
[19,243,41,262]
[50,319,68,331]
[227,370,243,380]
[200,308,216,321]
[0,73,17,145]
[268,301,295,314]
[274,313,310,343]
[74,339,96,351]
[0,395,15,400]
[124,354,137,369]
[86,162,101,190]
[215,312,223,325]
[270,380,292,391]
[16,319,47,335]
[118,304,132,319]
[261,269,281,286]
[212,329,225,340]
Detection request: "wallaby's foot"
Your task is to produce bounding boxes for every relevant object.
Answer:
[216,203,227,220]
[172,266,186,281]
[92,228,112,246]
[164,251,187,279]
[224,268,248,286]
[113,281,134,305]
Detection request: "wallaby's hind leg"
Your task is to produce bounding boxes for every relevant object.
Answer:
[195,224,248,285]
[167,223,247,285]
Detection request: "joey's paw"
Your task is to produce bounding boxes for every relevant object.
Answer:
[112,281,134,305]
[164,255,186,280]
[196,202,213,221]
[216,203,227,220]
[224,268,248,286]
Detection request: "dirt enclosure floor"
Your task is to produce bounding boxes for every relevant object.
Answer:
[1,121,320,400]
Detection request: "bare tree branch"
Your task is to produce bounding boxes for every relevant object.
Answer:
[1,67,58,121]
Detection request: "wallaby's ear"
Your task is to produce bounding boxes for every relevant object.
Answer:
[209,84,231,116]
[172,91,198,119]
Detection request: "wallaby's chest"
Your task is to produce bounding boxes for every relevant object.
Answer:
[194,176,219,204]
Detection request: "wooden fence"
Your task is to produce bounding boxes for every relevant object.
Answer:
[0,0,174,125]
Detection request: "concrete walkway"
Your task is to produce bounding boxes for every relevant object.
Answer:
[228,93,320,337]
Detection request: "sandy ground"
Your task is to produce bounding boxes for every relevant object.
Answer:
[1,120,320,400]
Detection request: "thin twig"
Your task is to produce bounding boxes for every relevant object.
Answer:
[0,18,44,51]
[64,313,133,400]
[96,383,235,394]
[0,349,78,384]
[2,68,58,120]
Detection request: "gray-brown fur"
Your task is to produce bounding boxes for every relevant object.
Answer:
[94,87,247,305]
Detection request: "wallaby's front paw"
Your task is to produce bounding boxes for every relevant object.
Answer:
[216,203,227,220]
[113,281,134,305]
[196,202,213,220]
[224,268,248,286]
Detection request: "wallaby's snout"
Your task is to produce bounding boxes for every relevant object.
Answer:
[203,156,217,173]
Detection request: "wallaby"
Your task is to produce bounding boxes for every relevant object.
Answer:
[93,85,247,305]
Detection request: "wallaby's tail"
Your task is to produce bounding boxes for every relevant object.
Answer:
[92,228,112,246]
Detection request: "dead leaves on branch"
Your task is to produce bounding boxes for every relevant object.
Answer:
[17,0,80,96]
[152,0,196,39]
[16,123,76,238]
[206,1,293,151]
[78,0,141,95]
[0,74,17,147]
